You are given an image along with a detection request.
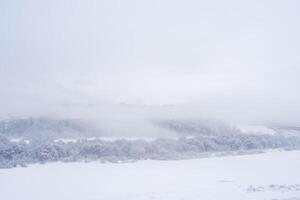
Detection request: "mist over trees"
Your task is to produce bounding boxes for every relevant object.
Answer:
[1,118,300,168]
[0,118,100,140]
[1,133,300,168]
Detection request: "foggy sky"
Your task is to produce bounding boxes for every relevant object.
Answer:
[1,0,300,124]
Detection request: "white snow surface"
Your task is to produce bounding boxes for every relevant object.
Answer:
[236,124,277,135]
[9,138,30,144]
[0,150,300,200]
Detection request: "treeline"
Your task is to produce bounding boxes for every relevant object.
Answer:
[0,118,99,139]
[1,134,300,168]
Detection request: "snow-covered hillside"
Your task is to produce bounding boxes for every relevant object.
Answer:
[0,150,299,200]
[0,118,101,139]
[1,118,300,140]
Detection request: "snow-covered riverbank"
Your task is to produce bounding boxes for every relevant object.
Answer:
[1,150,299,200]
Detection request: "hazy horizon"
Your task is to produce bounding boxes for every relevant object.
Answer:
[1,0,300,125]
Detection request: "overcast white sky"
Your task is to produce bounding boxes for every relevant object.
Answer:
[1,0,300,124]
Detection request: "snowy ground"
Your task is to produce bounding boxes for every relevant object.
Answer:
[0,150,299,200]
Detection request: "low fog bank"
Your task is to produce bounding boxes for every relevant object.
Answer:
[2,95,300,127]
[1,102,300,141]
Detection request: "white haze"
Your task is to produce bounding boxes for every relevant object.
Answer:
[1,0,300,129]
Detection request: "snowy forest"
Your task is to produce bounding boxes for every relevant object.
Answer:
[1,118,300,168]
